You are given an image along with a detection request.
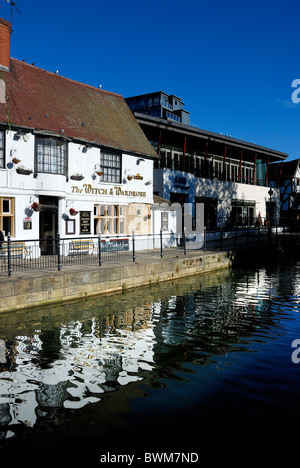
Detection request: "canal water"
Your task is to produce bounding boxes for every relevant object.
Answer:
[0,256,300,463]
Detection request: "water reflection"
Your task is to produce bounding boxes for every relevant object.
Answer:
[0,309,156,435]
[0,262,300,453]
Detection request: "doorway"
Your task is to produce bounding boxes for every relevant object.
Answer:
[39,196,58,255]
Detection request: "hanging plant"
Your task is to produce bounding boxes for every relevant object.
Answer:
[31,202,42,212]
[96,171,103,176]
[16,166,33,175]
[69,208,78,216]
[127,175,133,181]
[12,157,20,164]
[70,174,84,181]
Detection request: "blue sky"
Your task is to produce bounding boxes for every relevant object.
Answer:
[1,0,299,160]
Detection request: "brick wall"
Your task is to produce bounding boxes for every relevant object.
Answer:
[0,18,11,70]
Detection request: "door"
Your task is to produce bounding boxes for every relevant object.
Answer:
[39,196,58,254]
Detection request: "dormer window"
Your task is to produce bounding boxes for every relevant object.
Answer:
[35,137,67,175]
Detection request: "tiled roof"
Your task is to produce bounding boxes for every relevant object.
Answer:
[0,59,157,158]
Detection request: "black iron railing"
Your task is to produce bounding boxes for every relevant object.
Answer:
[1,221,299,276]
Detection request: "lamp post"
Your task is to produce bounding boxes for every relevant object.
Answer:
[268,187,274,224]
[268,187,274,241]
[268,187,274,199]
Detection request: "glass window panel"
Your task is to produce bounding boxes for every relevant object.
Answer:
[3,217,11,234]
[100,152,121,183]
[2,200,10,213]
[36,137,67,175]
[95,204,126,235]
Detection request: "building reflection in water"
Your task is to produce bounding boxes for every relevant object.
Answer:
[0,263,298,442]
[0,306,156,439]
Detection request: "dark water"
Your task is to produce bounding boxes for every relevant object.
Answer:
[0,259,300,463]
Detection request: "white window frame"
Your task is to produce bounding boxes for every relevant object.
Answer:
[100,152,121,183]
[36,137,67,175]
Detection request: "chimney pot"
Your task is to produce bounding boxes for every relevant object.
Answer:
[0,18,12,71]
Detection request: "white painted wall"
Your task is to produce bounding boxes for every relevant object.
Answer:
[154,168,279,222]
[196,178,278,220]
[1,129,154,240]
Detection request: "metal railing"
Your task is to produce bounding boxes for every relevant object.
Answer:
[0,231,189,277]
[1,221,299,276]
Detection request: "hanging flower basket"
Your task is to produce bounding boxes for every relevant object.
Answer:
[127,175,133,181]
[70,174,84,181]
[96,171,103,176]
[31,202,42,212]
[16,166,33,175]
[69,208,78,216]
[12,157,20,164]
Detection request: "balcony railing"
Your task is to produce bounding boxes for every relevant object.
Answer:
[155,156,260,185]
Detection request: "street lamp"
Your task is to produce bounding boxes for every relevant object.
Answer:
[268,187,274,199]
[268,187,274,236]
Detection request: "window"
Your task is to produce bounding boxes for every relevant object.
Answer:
[0,197,14,236]
[244,164,254,183]
[94,204,126,235]
[166,112,180,122]
[231,164,239,181]
[0,130,4,168]
[100,152,121,183]
[36,137,67,175]
[213,158,223,178]
[231,202,255,226]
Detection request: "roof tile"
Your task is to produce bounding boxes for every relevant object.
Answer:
[0,59,157,158]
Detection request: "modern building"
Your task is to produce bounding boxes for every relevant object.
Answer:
[126,91,288,228]
[126,92,190,125]
[269,158,300,222]
[0,18,157,251]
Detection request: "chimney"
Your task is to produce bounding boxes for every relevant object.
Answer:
[0,18,11,71]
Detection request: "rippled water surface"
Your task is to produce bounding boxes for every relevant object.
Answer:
[0,260,300,462]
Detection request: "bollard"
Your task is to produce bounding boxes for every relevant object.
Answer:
[98,231,102,266]
[132,231,135,262]
[7,232,11,277]
[57,232,61,271]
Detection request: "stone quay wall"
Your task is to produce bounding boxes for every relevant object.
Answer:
[0,251,233,314]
